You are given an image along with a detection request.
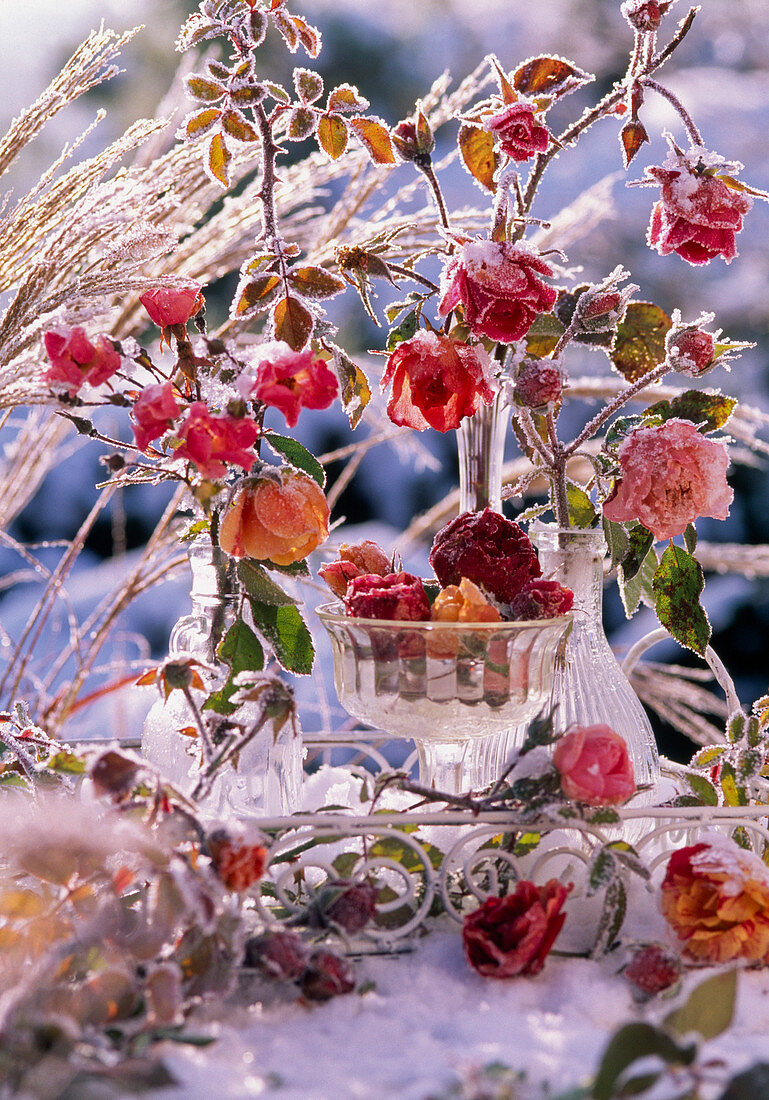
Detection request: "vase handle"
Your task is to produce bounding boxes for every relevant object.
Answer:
[620,627,741,716]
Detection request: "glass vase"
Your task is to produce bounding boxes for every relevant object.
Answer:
[141,539,302,817]
[505,523,661,802]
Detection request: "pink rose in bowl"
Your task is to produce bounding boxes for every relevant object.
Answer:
[603,418,733,541]
[438,240,557,344]
[553,724,636,806]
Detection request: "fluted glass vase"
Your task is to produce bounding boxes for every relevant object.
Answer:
[141,539,302,817]
[520,523,660,801]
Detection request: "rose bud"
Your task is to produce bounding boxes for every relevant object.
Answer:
[430,509,541,606]
[623,943,682,1000]
[486,101,551,162]
[140,283,205,328]
[319,541,390,598]
[514,359,562,411]
[299,948,356,1001]
[244,930,309,981]
[509,579,574,621]
[344,572,431,622]
[621,0,668,32]
[207,827,267,892]
[219,471,330,566]
[553,725,636,806]
[325,881,379,935]
[462,880,572,979]
[667,328,716,377]
[131,381,182,451]
[391,106,434,164]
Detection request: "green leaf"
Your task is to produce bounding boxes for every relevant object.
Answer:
[690,745,727,769]
[684,772,719,806]
[513,832,541,856]
[591,877,627,956]
[204,618,265,715]
[720,760,748,807]
[588,847,617,896]
[250,603,314,675]
[645,389,737,433]
[620,525,654,582]
[684,523,697,554]
[652,545,710,656]
[567,484,598,528]
[664,968,737,1041]
[386,307,419,351]
[727,711,746,743]
[265,558,311,578]
[592,1023,696,1100]
[618,539,657,619]
[611,302,672,383]
[46,751,86,775]
[603,518,629,571]
[719,1062,769,1100]
[266,433,325,486]
[525,312,565,358]
[237,559,298,607]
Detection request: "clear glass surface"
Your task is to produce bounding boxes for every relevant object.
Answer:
[317,603,572,794]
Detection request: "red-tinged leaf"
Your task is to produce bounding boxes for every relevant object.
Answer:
[286,106,316,141]
[458,123,498,191]
[176,15,219,51]
[292,14,321,57]
[222,110,259,144]
[249,10,268,45]
[349,118,396,164]
[620,119,649,169]
[234,275,282,316]
[611,302,672,382]
[231,85,266,108]
[294,67,324,104]
[488,55,517,104]
[317,115,348,159]
[185,108,222,140]
[286,266,346,299]
[263,80,291,105]
[207,132,231,187]
[135,668,159,687]
[327,83,370,114]
[329,345,371,428]
[273,295,314,350]
[272,10,298,51]
[186,75,226,103]
[525,312,565,357]
[513,55,594,99]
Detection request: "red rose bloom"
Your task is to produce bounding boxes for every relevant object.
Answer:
[463,880,572,978]
[668,328,716,376]
[42,326,121,397]
[238,341,338,428]
[140,283,205,327]
[319,540,391,598]
[514,359,562,410]
[553,724,636,806]
[299,949,356,1001]
[646,153,752,265]
[131,382,182,451]
[382,331,496,432]
[430,509,541,606]
[438,240,557,344]
[509,578,574,621]
[174,401,258,478]
[486,101,551,162]
[344,572,431,621]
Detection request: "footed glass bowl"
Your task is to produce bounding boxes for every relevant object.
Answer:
[317,603,572,795]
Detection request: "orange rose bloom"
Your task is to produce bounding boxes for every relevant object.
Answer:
[432,578,501,623]
[219,472,330,566]
[661,837,769,964]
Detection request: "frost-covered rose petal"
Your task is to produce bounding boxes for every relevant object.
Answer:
[131,381,182,451]
[381,331,496,432]
[140,283,205,327]
[603,418,733,541]
[430,509,541,606]
[174,402,259,478]
[42,326,121,397]
[646,149,752,265]
[662,836,769,963]
[438,240,557,344]
[344,572,431,622]
[319,540,390,598]
[219,472,330,566]
[462,880,572,979]
[514,358,562,410]
[238,340,338,428]
[486,101,551,162]
[668,328,716,377]
[553,724,636,806]
[432,578,501,623]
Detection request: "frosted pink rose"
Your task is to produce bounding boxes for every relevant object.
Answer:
[42,326,121,397]
[382,331,496,432]
[174,402,258,478]
[553,725,636,806]
[603,418,733,541]
[238,341,338,428]
[438,241,557,344]
[140,284,204,327]
[131,382,182,451]
[646,155,752,265]
[668,329,716,377]
[486,102,550,162]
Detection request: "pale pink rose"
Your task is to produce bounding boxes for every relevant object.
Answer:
[140,284,204,327]
[131,382,182,451]
[553,725,636,806]
[438,240,557,344]
[42,326,121,397]
[603,418,733,541]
